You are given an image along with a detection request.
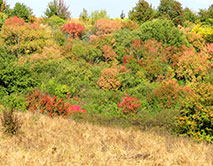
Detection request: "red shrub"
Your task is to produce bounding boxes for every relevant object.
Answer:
[118,94,141,115]
[26,90,86,118]
[6,16,25,26]
[61,23,85,39]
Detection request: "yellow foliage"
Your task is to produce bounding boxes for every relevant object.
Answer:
[192,24,213,42]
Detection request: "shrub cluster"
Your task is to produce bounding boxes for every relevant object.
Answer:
[26,90,86,118]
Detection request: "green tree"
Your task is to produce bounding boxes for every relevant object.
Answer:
[80,8,89,21]
[120,10,125,19]
[90,10,109,24]
[129,0,154,24]
[183,8,198,23]
[157,0,184,26]
[10,3,33,22]
[45,0,71,19]
[198,4,213,25]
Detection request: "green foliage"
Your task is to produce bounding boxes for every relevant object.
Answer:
[41,79,72,99]
[129,0,155,24]
[52,29,66,46]
[1,94,28,111]
[10,2,33,22]
[0,63,39,95]
[175,82,213,142]
[47,15,65,27]
[136,19,188,47]
[0,0,10,14]
[44,0,71,19]
[0,109,22,136]
[198,4,213,25]
[0,47,39,96]
[112,29,139,57]
[183,8,198,24]
[0,12,7,29]
[72,41,102,63]
[90,10,109,24]
[157,0,184,26]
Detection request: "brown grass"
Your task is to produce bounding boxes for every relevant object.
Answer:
[0,112,212,166]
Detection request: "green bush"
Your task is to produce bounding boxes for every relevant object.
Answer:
[0,63,39,94]
[72,41,103,63]
[46,15,65,27]
[136,19,188,47]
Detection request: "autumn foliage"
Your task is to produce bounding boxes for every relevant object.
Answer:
[5,16,25,26]
[117,94,141,114]
[26,90,86,118]
[95,18,123,35]
[102,45,117,61]
[61,23,85,39]
[98,65,121,91]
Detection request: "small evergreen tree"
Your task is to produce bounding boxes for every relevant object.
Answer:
[45,0,71,19]
[120,10,125,19]
[157,0,184,26]
[129,0,154,24]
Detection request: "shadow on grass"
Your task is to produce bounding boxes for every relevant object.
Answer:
[69,109,180,136]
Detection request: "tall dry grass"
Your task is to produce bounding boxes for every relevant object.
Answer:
[0,112,212,166]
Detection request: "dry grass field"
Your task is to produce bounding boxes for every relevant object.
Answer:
[0,111,212,166]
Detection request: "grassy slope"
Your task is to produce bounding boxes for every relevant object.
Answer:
[0,112,212,166]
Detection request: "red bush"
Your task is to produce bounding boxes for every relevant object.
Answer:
[117,94,141,115]
[5,16,25,26]
[61,23,85,39]
[26,90,86,118]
